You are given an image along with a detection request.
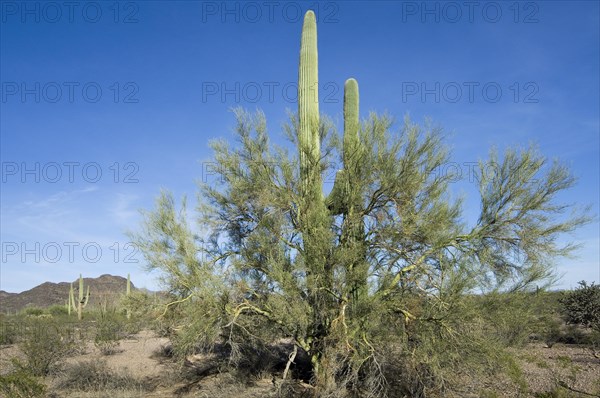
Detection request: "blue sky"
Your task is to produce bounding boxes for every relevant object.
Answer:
[1,1,598,292]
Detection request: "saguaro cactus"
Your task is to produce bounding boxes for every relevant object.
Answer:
[298,10,322,202]
[327,78,362,214]
[341,79,368,303]
[343,79,361,170]
[296,11,368,382]
[66,282,77,316]
[70,274,90,320]
[296,11,335,380]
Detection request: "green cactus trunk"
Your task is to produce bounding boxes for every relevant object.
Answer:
[326,79,368,307]
[341,78,368,306]
[343,78,360,167]
[327,78,359,213]
[298,10,321,202]
[296,10,368,389]
[75,274,90,320]
[67,283,76,316]
[297,10,335,384]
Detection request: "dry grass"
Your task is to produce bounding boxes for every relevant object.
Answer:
[1,328,599,397]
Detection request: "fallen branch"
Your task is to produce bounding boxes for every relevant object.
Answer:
[558,381,600,397]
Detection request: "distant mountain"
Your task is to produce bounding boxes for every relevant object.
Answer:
[0,274,138,314]
[0,290,17,300]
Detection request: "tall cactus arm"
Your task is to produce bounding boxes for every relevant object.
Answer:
[76,274,90,320]
[327,78,361,214]
[326,169,346,214]
[298,10,321,199]
[68,283,76,316]
[343,78,360,167]
[78,274,90,306]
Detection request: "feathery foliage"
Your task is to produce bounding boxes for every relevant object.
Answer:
[129,10,591,397]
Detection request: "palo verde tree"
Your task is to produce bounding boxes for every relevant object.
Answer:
[131,11,591,396]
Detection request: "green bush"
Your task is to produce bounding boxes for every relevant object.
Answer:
[22,307,44,316]
[56,359,149,392]
[558,324,592,345]
[559,281,600,330]
[94,314,125,355]
[474,291,553,347]
[17,318,74,376]
[120,291,150,315]
[0,368,46,398]
[123,320,142,336]
[0,320,19,345]
[47,304,69,316]
[539,318,563,347]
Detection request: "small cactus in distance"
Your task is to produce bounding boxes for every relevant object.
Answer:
[66,283,77,316]
[70,274,90,320]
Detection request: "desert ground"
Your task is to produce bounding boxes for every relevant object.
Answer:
[1,325,599,397]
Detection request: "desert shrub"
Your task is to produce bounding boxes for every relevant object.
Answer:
[557,324,592,345]
[121,290,160,319]
[47,304,69,316]
[123,319,143,336]
[94,335,120,355]
[0,320,19,345]
[362,317,524,398]
[17,318,74,375]
[159,295,228,361]
[0,367,46,398]
[538,318,563,347]
[151,318,173,337]
[559,281,600,330]
[136,293,183,338]
[292,291,532,398]
[94,316,124,355]
[470,291,555,347]
[22,307,44,316]
[56,359,150,392]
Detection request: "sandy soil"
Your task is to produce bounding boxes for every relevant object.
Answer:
[515,343,600,396]
[61,330,170,379]
[1,330,599,397]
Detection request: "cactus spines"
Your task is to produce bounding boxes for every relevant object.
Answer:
[298,10,321,200]
[296,13,366,300]
[74,274,90,320]
[343,78,360,167]
[340,79,368,303]
[327,78,362,214]
[342,78,362,214]
[310,75,366,309]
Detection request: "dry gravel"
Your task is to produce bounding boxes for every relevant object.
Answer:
[1,331,599,397]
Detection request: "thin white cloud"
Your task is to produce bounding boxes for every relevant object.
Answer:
[111,193,140,225]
